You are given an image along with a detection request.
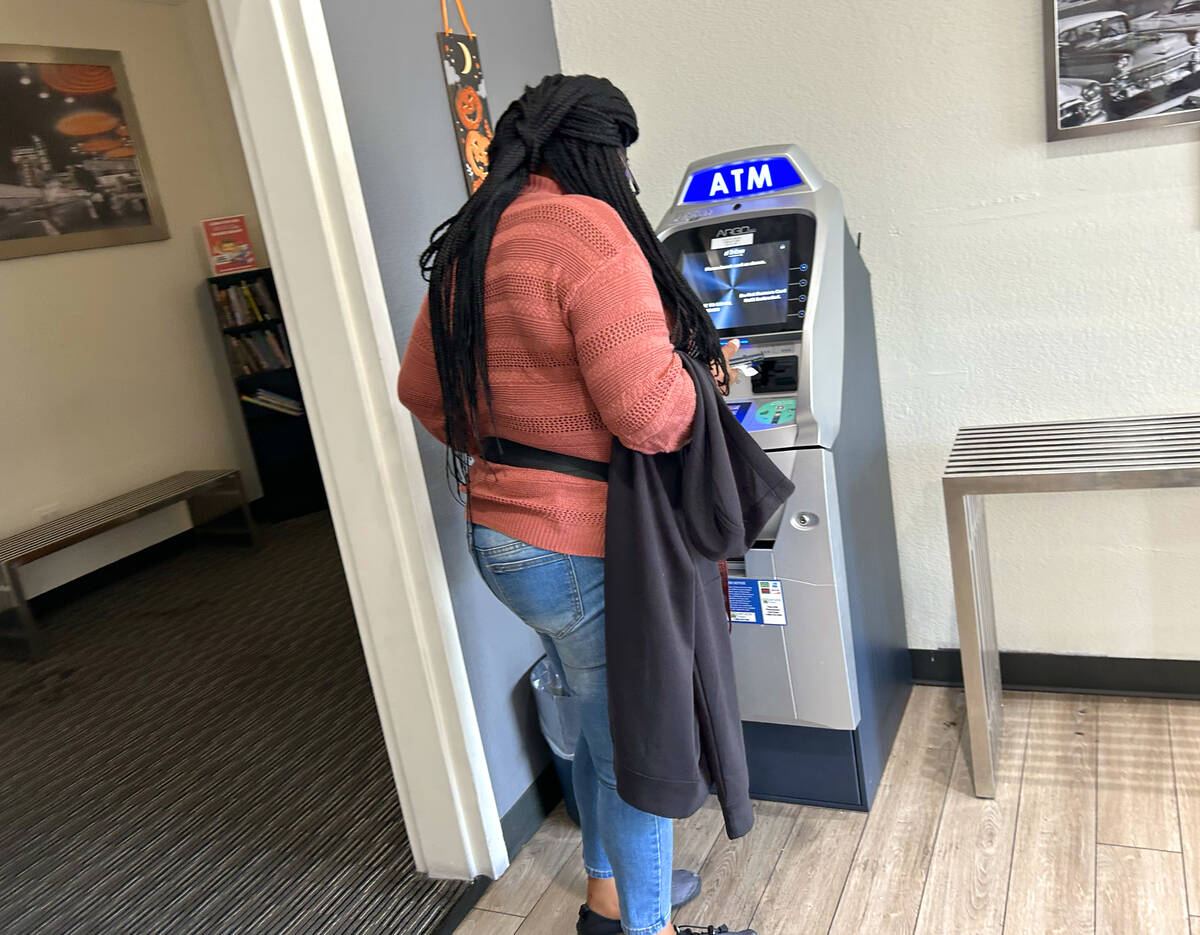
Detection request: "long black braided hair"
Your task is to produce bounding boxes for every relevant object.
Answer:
[420,74,729,490]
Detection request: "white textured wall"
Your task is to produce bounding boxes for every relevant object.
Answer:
[1,0,265,594]
[552,0,1200,658]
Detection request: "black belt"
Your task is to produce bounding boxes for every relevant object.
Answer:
[481,437,609,482]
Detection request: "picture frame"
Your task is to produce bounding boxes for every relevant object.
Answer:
[0,45,168,260]
[1045,0,1200,140]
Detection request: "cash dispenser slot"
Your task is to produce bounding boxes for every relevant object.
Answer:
[725,550,777,580]
[751,355,799,394]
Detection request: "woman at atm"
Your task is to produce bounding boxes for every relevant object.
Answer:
[396,76,749,935]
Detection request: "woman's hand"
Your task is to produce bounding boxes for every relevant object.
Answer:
[714,339,740,395]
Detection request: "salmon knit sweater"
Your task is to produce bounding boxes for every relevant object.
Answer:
[396,175,695,558]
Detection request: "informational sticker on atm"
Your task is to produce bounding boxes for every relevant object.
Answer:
[711,230,754,249]
[727,578,788,626]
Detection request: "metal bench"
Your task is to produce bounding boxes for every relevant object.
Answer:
[1,469,256,660]
[943,412,1200,797]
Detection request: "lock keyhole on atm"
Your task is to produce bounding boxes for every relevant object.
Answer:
[750,355,799,394]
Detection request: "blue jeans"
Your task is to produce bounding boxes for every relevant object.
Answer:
[468,523,673,935]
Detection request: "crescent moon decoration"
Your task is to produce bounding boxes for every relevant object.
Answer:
[437,31,495,197]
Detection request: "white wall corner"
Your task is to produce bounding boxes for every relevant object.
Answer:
[206,0,507,879]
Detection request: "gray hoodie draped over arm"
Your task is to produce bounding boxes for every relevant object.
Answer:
[604,353,795,839]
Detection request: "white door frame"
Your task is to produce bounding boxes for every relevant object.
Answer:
[206,0,507,880]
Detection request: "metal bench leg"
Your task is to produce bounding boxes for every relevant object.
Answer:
[1,561,46,661]
[944,488,1003,798]
[186,471,258,547]
[233,472,259,548]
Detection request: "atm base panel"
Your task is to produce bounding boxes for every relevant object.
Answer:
[743,721,868,811]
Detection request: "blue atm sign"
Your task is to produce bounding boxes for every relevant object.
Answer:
[680,156,804,204]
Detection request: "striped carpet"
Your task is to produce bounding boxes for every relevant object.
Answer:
[0,511,467,934]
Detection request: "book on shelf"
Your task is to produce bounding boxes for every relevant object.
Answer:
[255,332,285,368]
[264,330,292,368]
[212,276,285,330]
[225,328,291,375]
[224,334,251,375]
[210,269,297,379]
[253,335,273,369]
[211,280,253,326]
[239,282,263,322]
[208,283,234,328]
[255,388,300,407]
[249,279,280,319]
[255,389,303,412]
[278,327,293,363]
[240,388,304,415]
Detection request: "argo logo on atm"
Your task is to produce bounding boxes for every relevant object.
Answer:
[716,226,755,237]
[680,155,805,205]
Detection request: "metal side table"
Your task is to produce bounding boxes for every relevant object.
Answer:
[943,412,1200,797]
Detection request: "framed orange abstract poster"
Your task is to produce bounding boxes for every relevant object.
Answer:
[0,45,168,260]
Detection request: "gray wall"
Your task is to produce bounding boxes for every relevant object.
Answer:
[321,1,561,816]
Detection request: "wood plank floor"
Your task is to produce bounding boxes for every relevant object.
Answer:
[462,687,1199,935]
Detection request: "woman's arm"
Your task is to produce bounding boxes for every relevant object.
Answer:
[396,297,449,444]
[565,244,697,454]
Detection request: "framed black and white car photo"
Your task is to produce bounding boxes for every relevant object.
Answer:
[0,45,168,260]
[1046,0,1200,139]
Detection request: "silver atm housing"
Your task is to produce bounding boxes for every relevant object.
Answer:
[658,145,910,809]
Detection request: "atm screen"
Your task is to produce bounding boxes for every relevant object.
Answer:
[661,213,816,338]
[680,241,791,331]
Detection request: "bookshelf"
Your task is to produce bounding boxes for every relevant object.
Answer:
[207,268,326,521]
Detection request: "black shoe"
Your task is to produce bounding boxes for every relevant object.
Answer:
[576,905,620,935]
[577,909,755,935]
[575,870,704,934]
[670,869,702,910]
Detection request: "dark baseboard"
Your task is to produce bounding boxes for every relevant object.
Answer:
[911,649,1200,700]
[430,875,491,935]
[500,763,563,859]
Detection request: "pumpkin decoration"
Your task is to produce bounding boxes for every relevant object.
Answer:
[455,85,483,130]
[464,129,490,180]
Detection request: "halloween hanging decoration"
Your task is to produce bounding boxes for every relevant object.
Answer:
[463,129,490,181]
[438,1,493,195]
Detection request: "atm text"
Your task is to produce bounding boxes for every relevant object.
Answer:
[709,164,773,198]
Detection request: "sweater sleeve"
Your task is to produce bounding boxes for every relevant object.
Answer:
[565,244,696,455]
[396,296,449,444]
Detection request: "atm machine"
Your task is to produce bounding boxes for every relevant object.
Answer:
[658,145,911,810]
